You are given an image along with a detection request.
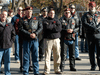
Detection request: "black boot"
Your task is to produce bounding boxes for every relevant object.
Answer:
[20,67,23,72]
[70,67,76,71]
[60,65,64,72]
[0,71,3,73]
[90,66,96,71]
[69,57,76,71]
[60,61,65,72]
[29,66,33,72]
[39,57,43,61]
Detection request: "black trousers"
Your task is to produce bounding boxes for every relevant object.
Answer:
[87,34,100,68]
[19,42,23,68]
[39,39,44,58]
[60,37,75,68]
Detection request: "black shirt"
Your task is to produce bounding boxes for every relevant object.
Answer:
[43,17,62,39]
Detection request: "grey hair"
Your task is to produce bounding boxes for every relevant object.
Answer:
[1,10,8,14]
[17,7,23,11]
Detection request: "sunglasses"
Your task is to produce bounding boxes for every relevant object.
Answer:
[43,11,47,12]
[71,7,75,9]
[65,12,70,14]
[90,6,94,7]
[18,9,22,11]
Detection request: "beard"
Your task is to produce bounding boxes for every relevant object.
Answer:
[71,10,75,13]
[65,13,71,19]
[89,9,96,14]
[44,13,47,16]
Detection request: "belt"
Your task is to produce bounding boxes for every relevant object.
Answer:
[28,29,36,33]
[64,38,72,40]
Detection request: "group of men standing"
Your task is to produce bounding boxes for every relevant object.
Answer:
[0,1,100,75]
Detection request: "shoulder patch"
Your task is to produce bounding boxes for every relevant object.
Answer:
[63,20,65,22]
[95,14,97,16]
[53,21,56,23]
[6,24,8,26]
[98,16,100,23]
[16,19,19,22]
[33,17,36,20]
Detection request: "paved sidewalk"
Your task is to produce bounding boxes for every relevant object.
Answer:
[1,50,100,75]
[1,38,100,75]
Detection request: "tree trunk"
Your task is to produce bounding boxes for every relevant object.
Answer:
[12,0,32,15]
[24,0,32,7]
[52,0,63,16]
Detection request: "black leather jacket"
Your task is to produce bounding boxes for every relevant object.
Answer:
[82,12,100,34]
[60,15,79,40]
[18,16,43,40]
[38,15,46,41]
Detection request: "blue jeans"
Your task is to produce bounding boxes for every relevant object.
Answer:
[81,38,88,52]
[23,40,39,75]
[15,35,19,60]
[66,32,79,58]
[0,48,11,75]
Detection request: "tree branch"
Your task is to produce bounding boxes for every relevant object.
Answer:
[59,0,62,11]
[24,0,30,7]
[29,0,32,6]
[16,0,23,7]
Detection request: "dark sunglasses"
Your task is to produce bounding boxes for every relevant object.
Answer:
[65,12,70,14]
[18,10,22,11]
[43,11,47,12]
[71,7,75,9]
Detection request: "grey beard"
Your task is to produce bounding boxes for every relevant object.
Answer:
[89,9,96,14]
[72,10,75,13]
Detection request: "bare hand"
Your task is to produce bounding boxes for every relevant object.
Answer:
[30,33,36,39]
[67,29,73,33]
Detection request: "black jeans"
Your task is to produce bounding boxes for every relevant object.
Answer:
[60,37,75,69]
[39,39,44,59]
[87,34,100,68]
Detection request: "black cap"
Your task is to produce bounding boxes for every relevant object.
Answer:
[41,7,48,12]
[25,6,33,10]
[69,4,75,9]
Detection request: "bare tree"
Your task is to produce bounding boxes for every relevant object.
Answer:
[51,0,63,16]
[0,0,2,3]
[24,0,32,7]
[12,0,32,15]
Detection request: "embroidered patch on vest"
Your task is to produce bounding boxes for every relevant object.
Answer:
[53,21,56,23]
[28,29,32,33]
[6,24,8,26]
[33,17,36,20]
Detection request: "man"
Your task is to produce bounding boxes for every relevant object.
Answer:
[17,8,33,72]
[0,10,15,75]
[38,7,48,61]
[66,4,81,60]
[60,8,79,72]
[16,8,26,72]
[18,6,42,75]
[82,1,100,71]
[80,12,88,53]
[7,9,15,56]
[43,7,62,74]
[11,7,23,63]
[7,9,14,23]
[0,9,14,73]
